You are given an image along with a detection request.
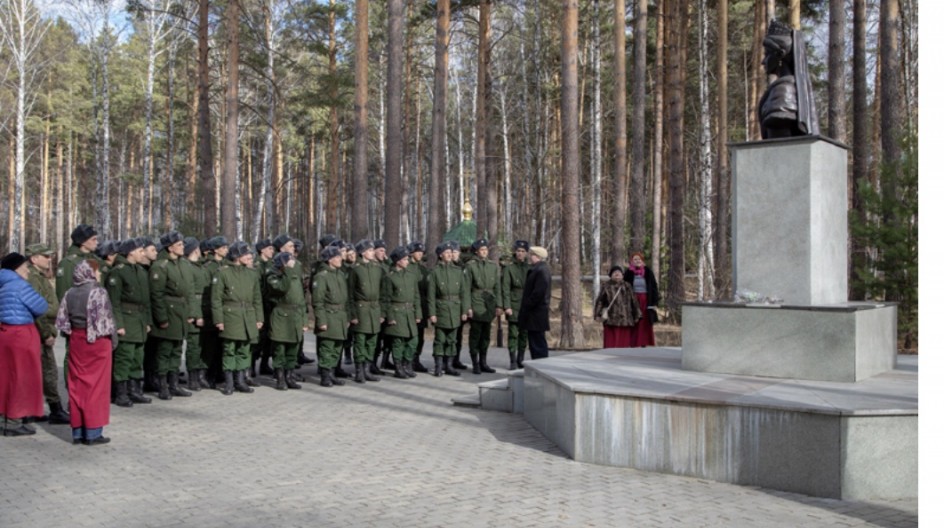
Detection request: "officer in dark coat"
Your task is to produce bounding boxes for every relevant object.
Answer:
[25,243,70,423]
[149,231,196,400]
[406,242,430,373]
[211,242,264,395]
[519,246,551,360]
[502,240,530,369]
[382,246,423,379]
[106,239,154,406]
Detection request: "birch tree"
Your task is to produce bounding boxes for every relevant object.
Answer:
[696,0,714,300]
[590,0,601,298]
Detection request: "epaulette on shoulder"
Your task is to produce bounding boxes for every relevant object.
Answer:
[114,263,126,270]
[154,259,169,269]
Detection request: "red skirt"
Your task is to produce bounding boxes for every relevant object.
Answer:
[0,323,43,420]
[67,329,112,430]
[603,325,632,348]
[629,293,656,347]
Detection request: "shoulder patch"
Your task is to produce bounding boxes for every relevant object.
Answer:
[56,268,64,277]
[212,277,218,284]
[153,273,160,279]
[108,277,117,285]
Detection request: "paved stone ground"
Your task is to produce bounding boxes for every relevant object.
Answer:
[0,335,917,527]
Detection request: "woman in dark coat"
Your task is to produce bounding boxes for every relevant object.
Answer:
[518,246,551,360]
[593,266,642,348]
[627,252,660,347]
[56,260,116,445]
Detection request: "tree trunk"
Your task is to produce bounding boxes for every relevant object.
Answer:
[850,0,869,300]
[748,1,766,140]
[629,0,647,259]
[714,0,730,298]
[221,0,239,241]
[327,0,340,234]
[352,0,369,241]
[828,0,847,142]
[98,29,112,239]
[164,40,178,231]
[789,0,800,28]
[559,0,585,348]
[198,0,215,236]
[651,0,665,279]
[696,0,714,301]
[666,0,689,318]
[880,0,901,303]
[427,0,449,264]
[591,0,602,297]
[475,1,493,241]
[384,0,404,246]
[254,0,275,242]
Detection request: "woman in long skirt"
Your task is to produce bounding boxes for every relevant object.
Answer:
[593,266,642,348]
[626,252,660,348]
[56,260,116,446]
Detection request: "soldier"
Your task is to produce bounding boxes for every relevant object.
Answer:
[311,246,351,387]
[200,236,228,386]
[106,238,153,406]
[348,240,383,383]
[24,243,71,424]
[372,239,396,372]
[502,240,530,369]
[211,242,264,395]
[253,238,276,378]
[465,239,502,374]
[149,231,195,400]
[427,242,470,376]
[406,242,430,373]
[56,224,100,301]
[181,237,209,391]
[450,241,471,372]
[139,237,162,393]
[382,246,422,379]
[265,252,306,390]
[96,241,119,282]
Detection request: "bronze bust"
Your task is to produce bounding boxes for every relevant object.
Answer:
[758,19,820,139]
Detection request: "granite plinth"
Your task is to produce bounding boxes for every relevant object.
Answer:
[681,302,897,382]
[521,348,917,500]
[732,137,848,305]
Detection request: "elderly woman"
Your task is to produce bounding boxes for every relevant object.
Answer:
[0,252,49,437]
[594,266,642,348]
[56,260,116,445]
[627,252,660,347]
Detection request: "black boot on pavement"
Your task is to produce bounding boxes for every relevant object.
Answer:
[221,371,235,395]
[480,350,496,373]
[319,367,334,387]
[113,382,133,408]
[48,400,73,422]
[235,370,254,393]
[286,369,302,389]
[130,379,152,403]
[275,368,287,391]
[158,375,172,400]
[168,372,192,397]
[433,356,444,377]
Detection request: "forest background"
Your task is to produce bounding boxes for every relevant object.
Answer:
[0,0,918,350]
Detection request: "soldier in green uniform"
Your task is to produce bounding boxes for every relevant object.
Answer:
[25,243,71,423]
[427,242,470,377]
[465,239,502,374]
[382,246,423,379]
[211,241,264,395]
[200,236,228,386]
[502,240,531,370]
[96,241,118,283]
[348,240,384,383]
[138,237,162,392]
[372,239,396,372]
[56,225,100,300]
[311,246,351,387]
[149,231,196,400]
[406,242,430,373]
[265,252,306,390]
[253,238,275,378]
[106,239,153,406]
[335,241,356,378]
[180,237,210,391]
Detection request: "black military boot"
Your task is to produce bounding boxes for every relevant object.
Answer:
[516,350,526,369]
[158,374,172,400]
[471,352,481,375]
[328,367,346,386]
[412,354,429,373]
[259,353,274,376]
[509,351,518,370]
[344,348,353,365]
[353,362,366,384]
[363,362,380,382]
[480,350,496,373]
[130,379,152,404]
[370,351,386,376]
[451,355,468,370]
[113,382,133,408]
[197,370,212,389]
[433,356,444,377]
[319,367,334,387]
[380,349,394,371]
[298,349,316,365]
[245,368,260,387]
[168,372,192,397]
[275,368,288,391]
[404,358,417,378]
[48,400,72,422]
[234,370,254,393]
[221,371,235,395]
[393,359,408,379]
[187,371,202,391]
[444,357,460,376]
[285,369,302,389]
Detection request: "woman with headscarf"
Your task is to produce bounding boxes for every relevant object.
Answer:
[0,252,49,437]
[593,266,642,348]
[626,252,660,347]
[56,260,116,445]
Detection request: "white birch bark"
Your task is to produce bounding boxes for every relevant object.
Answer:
[591,0,602,298]
[697,0,715,300]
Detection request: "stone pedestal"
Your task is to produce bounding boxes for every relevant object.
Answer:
[732,136,848,305]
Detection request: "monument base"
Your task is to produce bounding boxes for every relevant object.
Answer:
[681,302,897,382]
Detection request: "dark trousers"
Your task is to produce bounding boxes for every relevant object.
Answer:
[527,331,548,360]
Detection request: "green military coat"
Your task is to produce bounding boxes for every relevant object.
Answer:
[106,256,152,343]
[149,252,196,341]
[381,266,422,339]
[201,257,223,322]
[27,265,59,342]
[427,261,470,330]
[311,266,351,341]
[265,265,306,344]
[465,256,501,322]
[501,259,529,323]
[348,259,384,334]
[56,246,99,300]
[181,259,209,335]
[211,264,264,342]
[406,260,431,319]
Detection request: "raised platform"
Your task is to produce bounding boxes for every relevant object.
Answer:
[521,348,917,500]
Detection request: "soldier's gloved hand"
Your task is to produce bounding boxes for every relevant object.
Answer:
[187,318,195,324]
[117,328,126,336]
[146,325,151,333]
[415,318,421,324]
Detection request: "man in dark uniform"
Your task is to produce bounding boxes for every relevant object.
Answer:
[181,237,209,391]
[502,240,530,369]
[311,246,351,387]
[211,242,264,395]
[265,252,306,390]
[450,240,471,371]
[25,243,70,423]
[465,239,502,374]
[253,238,275,379]
[106,239,154,405]
[406,241,430,373]
[149,231,195,400]
[200,236,228,386]
[348,240,384,383]
[427,242,470,376]
[382,246,423,379]
[139,237,163,392]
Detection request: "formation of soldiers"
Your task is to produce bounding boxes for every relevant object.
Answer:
[29,224,537,411]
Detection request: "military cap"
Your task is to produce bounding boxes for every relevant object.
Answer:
[184,237,201,257]
[25,243,54,257]
[343,242,355,253]
[200,239,212,253]
[95,241,118,259]
[320,246,342,261]
[273,251,293,270]
[1,252,28,271]
[207,236,228,250]
[293,238,304,252]
[119,238,143,256]
[389,246,409,263]
[513,240,530,251]
[255,238,273,253]
[354,239,374,255]
[446,240,460,251]
[435,243,447,256]
[472,239,488,250]
[318,234,338,249]
[407,241,425,254]
[373,239,387,250]
[328,238,345,248]
[70,224,97,246]
[160,231,184,248]
[272,234,292,252]
[227,241,252,261]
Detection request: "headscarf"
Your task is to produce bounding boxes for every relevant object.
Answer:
[55,260,116,343]
[628,252,646,277]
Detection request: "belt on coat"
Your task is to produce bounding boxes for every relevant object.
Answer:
[276,303,304,311]
[120,302,146,312]
[322,303,344,310]
[223,301,254,308]
[390,302,414,309]
[164,295,186,303]
[439,295,460,301]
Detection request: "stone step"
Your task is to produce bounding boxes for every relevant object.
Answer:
[451,393,481,408]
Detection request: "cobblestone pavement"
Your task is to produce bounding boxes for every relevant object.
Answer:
[0,335,918,527]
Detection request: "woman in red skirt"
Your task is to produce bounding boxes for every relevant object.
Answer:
[0,252,49,437]
[56,260,116,446]
[627,252,660,348]
[593,266,642,348]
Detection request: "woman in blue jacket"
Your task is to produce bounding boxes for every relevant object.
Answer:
[0,252,49,437]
